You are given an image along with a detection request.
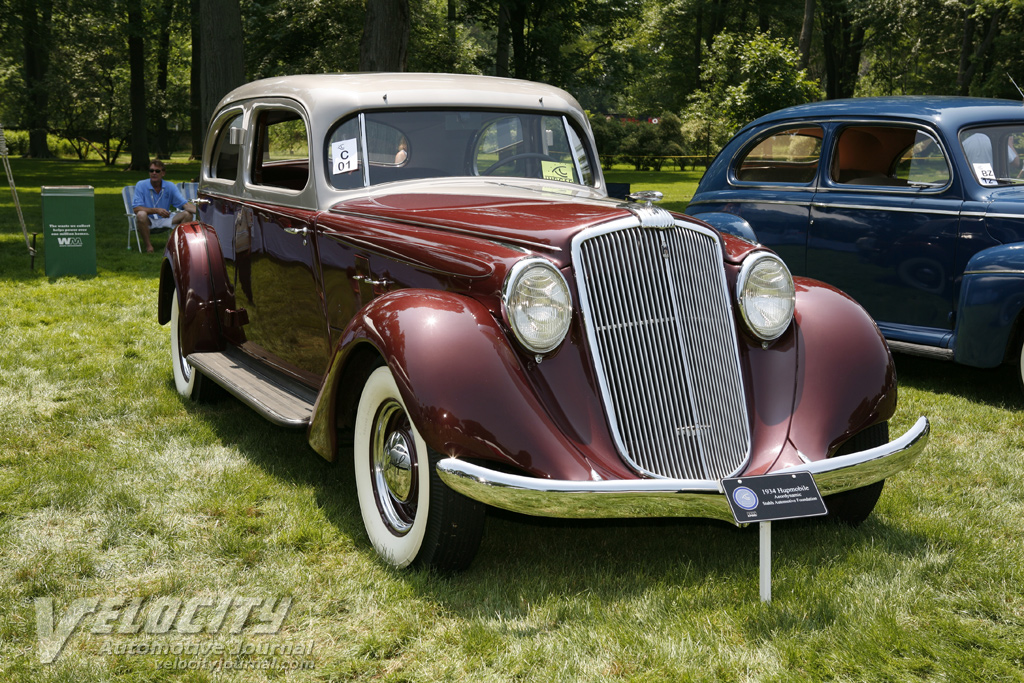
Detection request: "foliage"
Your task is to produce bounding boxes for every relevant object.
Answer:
[691,31,824,130]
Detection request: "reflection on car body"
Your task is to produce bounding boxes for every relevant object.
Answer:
[158,75,928,570]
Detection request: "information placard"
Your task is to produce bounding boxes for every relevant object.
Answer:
[42,185,96,278]
[722,471,827,524]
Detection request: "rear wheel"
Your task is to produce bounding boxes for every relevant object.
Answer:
[354,364,485,570]
[824,422,889,525]
[170,287,215,401]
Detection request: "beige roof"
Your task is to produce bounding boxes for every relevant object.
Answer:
[216,73,587,125]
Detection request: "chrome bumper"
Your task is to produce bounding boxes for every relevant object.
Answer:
[436,417,929,524]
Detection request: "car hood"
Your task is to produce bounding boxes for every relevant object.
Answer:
[328,180,636,264]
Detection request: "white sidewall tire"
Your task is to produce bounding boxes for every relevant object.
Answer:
[170,289,197,397]
[354,366,430,568]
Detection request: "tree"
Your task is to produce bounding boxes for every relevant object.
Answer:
[691,31,823,129]
[359,0,410,71]
[127,0,149,170]
[17,0,53,157]
[819,0,865,99]
[199,0,245,143]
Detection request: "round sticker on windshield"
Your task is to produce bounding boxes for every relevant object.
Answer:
[733,486,758,511]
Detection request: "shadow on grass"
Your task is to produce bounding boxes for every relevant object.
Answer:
[893,352,1022,409]
[175,379,931,622]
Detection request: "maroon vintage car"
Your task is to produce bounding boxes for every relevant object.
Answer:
[158,74,929,570]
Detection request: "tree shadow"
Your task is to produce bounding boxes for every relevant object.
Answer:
[892,352,1022,409]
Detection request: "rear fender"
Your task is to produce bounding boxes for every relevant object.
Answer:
[953,243,1024,368]
[157,222,229,357]
[308,289,597,481]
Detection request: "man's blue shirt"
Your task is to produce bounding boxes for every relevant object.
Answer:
[132,179,187,213]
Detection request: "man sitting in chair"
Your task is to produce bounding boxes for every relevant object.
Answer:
[132,158,195,253]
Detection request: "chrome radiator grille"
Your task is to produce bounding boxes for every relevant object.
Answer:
[574,223,750,480]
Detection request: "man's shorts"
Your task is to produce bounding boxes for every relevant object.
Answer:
[146,214,173,230]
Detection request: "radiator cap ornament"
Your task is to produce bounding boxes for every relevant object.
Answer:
[624,190,674,228]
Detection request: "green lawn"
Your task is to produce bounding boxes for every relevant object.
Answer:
[1,159,1023,682]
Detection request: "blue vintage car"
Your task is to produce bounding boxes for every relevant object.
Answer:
[688,97,1024,388]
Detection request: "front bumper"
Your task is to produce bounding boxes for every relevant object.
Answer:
[436,417,929,524]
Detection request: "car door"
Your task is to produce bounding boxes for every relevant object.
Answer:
[232,104,330,382]
[807,123,961,339]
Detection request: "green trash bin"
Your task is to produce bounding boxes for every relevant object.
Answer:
[42,185,96,278]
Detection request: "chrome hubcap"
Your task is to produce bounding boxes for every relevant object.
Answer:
[371,399,418,535]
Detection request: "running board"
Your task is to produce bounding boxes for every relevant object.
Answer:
[886,339,955,361]
[187,348,317,428]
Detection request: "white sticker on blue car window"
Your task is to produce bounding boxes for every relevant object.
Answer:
[331,139,360,175]
[973,162,998,185]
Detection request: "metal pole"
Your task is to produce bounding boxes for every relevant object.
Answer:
[0,124,35,266]
[760,521,771,602]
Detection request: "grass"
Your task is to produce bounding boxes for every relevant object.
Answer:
[1,158,1023,681]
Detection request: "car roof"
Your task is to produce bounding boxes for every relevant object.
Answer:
[215,73,587,123]
[745,96,1024,133]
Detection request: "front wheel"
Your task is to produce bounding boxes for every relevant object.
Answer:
[824,422,889,525]
[354,365,485,571]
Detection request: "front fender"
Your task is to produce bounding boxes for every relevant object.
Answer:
[784,279,898,465]
[157,222,229,357]
[953,243,1024,368]
[308,289,598,480]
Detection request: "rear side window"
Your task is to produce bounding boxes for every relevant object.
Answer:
[832,125,949,188]
[211,114,244,181]
[735,126,823,184]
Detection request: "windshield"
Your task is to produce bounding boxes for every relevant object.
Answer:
[325,110,595,191]
[959,125,1024,186]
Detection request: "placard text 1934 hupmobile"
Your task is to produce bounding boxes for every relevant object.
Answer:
[159,75,928,570]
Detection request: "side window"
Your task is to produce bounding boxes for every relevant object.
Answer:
[251,109,309,191]
[895,131,950,186]
[736,127,823,184]
[566,124,594,186]
[832,126,949,187]
[326,117,363,191]
[211,114,243,180]
[366,121,410,167]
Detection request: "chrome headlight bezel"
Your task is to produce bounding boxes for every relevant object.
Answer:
[736,252,796,342]
[501,258,573,355]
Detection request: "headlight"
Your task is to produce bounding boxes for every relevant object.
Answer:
[737,252,795,342]
[503,258,572,355]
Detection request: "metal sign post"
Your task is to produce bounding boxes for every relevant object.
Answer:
[0,124,35,267]
[722,471,828,603]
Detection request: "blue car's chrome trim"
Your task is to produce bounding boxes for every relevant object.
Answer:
[436,417,929,525]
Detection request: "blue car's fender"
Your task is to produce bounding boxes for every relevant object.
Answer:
[688,212,759,243]
[953,242,1024,367]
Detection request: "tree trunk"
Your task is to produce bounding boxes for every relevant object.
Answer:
[155,0,173,159]
[190,0,202,159]
[19,0,53,158]
[820,0,864,99]
[798,0,814,70]
[958,7,1004,95]
[510,1,526,79]
[496,1,510,77]
[199,0,245,144]
[359,0,410,72]
[127,0,149,171]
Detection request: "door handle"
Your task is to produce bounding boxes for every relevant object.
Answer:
[283,227,309,237]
